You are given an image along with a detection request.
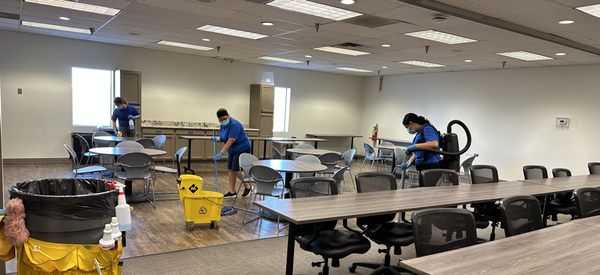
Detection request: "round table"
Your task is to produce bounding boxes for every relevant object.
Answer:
[287,148,340,156]
[89,147,166,156]
[93,136,132,143]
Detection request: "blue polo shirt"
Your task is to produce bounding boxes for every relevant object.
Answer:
[219,117,251,155]
[412,124,442,165]
[111,105,139,129]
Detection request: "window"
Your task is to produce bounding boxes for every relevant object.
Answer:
[72,67,114,126]
[273,86,291,132]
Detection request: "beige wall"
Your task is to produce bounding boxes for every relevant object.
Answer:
[0,30,363,159]
[361,64,600,180]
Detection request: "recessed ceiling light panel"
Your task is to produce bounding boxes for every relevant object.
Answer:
[267,0,362,21]
[24,0,121,16]
[59,16,70,21]
[157,40,213,51]
[555,52,566,56]
[558,20,574,24]
[576,4,600,19]
[21,20,91,34]
[496,51,553,61]
[197,25,268,40]
[399,60,446,67]
[337,67,373,72]
[464,59,473,63]
[404,29,477,44]
[314,46,370,56]
[258,56,302,64]
[261,21,274,26]
[381,44,391,47]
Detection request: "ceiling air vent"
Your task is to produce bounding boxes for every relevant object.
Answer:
[0,12,19,20]
[343,15,400,28]
[335,42,368,50]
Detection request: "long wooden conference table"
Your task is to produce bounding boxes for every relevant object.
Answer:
[255,175,600,275]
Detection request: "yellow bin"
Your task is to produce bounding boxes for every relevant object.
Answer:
[178,175,223,231]
[178,174,203,200]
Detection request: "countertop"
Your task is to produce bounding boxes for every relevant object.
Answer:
[141,125,259,131]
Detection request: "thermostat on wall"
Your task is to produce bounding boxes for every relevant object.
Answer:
[556,117,570,129]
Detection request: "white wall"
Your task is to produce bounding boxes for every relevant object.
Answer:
[361,65,600,180]
[0,30,363,159]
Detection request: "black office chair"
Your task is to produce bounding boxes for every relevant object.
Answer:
[290,177,371,275]
[523,165,566,222]
[499,195,543,237]
[470,165,502,240]
[573,187,600,218]
[412,208,478,257]
[550,168,577,219]
[419,169,459,187]
[588,162,600,175]
[348,172,414,274]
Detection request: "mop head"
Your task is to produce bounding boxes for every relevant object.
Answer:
[5,198,29,246]
[221,206,237,216]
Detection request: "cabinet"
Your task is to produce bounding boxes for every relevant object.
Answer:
[115,70,142,104]
[250,84,274,158]
[143,128,175,160]
[203,129,224,160]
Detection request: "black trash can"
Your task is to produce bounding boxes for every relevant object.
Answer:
[9,178,118,244]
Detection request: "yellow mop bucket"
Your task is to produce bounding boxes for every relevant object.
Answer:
[178,175,223,231]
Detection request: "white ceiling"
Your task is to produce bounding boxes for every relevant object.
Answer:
[1,0,599,75]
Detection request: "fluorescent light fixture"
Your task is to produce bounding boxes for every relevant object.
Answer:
[381,66,388,69]
[464,59,473,63]
[202,38,211,42]
[314,46,370,56]
[261,21,274,26]
[304,55,312,58]
[197,25,267,40]
[267,0,362,21]
[341,0,355,4]
[157,40,213,51]
[555,52,566,56]
[496,51,553,61]
[399,60,446,68]
[258,56,302,64]
[59,16,70,21]
[21,20,91,34]
[404,29,477,44]
[381,44,391,47]
[336,67,373,73]
[24,0,120,16]
[576,4,600,19]
[558,20,574,24]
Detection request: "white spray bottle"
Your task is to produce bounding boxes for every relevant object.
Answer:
[99,224,115,250]
[115,187,132,231]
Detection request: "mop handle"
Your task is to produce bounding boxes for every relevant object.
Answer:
[213,135,219,192]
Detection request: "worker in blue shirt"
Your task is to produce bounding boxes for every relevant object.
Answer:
[401,113,442,171]
[212,108,252,198]
[111,97,140,137]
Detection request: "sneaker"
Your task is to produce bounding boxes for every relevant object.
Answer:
[241,187,252,197]
[223,192,237,198]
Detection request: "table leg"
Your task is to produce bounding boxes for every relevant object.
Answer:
[391,152,396,174]
[542,195,549,227]
[124,180,133,196]
[350,137,355,149]
[314,141,319,149]
[184,139,195,174]
[263,140,268,159]
[285,223,296,275]
[251,140,255,156]
[285,172,293,188]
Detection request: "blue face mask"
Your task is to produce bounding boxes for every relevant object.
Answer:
[407,128,417,135]
[220,118,230,126]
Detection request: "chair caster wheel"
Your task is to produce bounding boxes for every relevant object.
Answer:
[210,221,219,229]
[348,265,357,273]
[186,222,194,231]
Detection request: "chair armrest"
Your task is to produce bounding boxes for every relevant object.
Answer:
[343,219,367,235]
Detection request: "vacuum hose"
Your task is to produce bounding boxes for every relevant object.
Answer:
[410,119,471,156]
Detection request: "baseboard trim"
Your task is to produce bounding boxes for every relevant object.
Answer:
[3,158,70,164]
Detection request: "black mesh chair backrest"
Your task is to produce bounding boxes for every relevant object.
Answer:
[552,168,573,201]
[499,195,543,237]
[523,165,548,179]
[419,169,459,187]
[290,177,339,236]
[588,162,600,175]
[136,138,155,149]
[470,165,499,184]
[355,172,397,226]
[412,208,477,257]
[574,188,600,218]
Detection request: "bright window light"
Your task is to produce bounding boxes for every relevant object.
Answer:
[267,0,362,21]
[22,20,91,34]
[24,0,121,16]
[404,30,477,44]
[576,4,600,19]
[258,56,303,64]
[157,40,213,51]
[496,51,553,61]
[399,60,446,68]
[336,67,373,72]
[72,67,113,127]
[314,46,370,56]
[197,25,268,40]
[273,87,291,132]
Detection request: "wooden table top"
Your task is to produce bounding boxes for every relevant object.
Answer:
[255,181,562,224]
[572,215,600,229]
[306,133,363,138]
[253,159,327,173]
[401,218,600,275]
[89,147,166,156]
[93,136,130,142]
[179,135,327,142]
[522,174,600,191]
[286,148,340,156]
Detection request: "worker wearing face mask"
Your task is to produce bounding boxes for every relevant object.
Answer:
[111,97,140,137]
[400,113,442,171]
[211,108,252,198]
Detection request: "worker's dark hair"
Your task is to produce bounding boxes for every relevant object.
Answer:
[403,113,430,126]
[113,97,126,105]
[216,108,229,118]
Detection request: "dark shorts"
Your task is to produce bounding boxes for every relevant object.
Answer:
[228,148,252,171]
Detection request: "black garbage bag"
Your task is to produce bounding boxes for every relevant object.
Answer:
[9,178,118,244]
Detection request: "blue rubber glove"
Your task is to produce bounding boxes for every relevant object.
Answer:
[127,115,135,120]
[210,136,219,143]
[405,145,416,155]
[399,162,410,170]
[214,151,223,161]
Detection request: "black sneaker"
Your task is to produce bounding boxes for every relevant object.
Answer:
[223,192,237,198]
[241,187,252,197]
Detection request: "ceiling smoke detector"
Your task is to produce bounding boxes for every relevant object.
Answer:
[431,14,448,23]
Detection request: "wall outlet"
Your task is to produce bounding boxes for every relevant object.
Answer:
[556,117,570,129]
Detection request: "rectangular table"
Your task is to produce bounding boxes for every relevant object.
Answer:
[523,174,600,189]
[305,133,362,149]
[255,181,564,275]
[400,217,600,275]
